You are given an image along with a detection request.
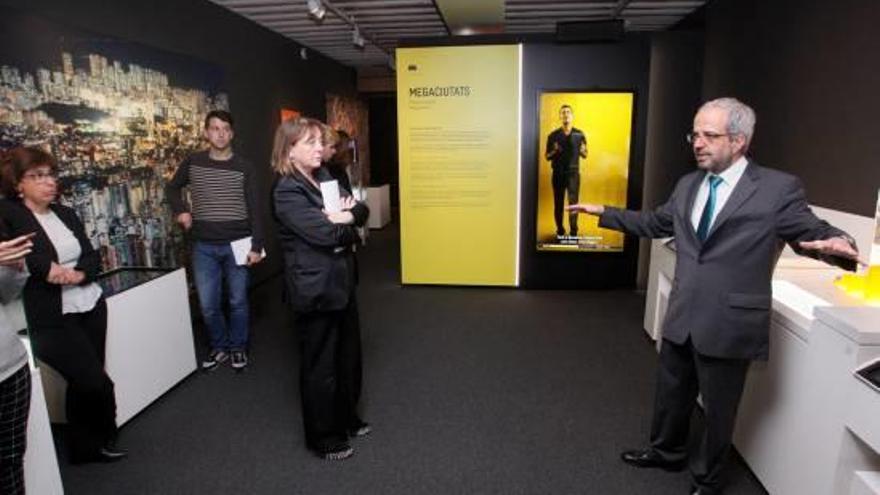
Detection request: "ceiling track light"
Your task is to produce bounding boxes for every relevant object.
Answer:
[352,27,365,49]
[304,0,394,69]
[306,0,325,20]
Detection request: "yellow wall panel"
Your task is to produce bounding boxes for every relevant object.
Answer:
[397,45,521,285]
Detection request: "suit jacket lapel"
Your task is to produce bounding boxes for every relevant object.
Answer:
[292,169,324,207]
[704,160,759,242]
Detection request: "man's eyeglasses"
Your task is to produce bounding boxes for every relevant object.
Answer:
[22,171,58,182]
[686,132,731,144]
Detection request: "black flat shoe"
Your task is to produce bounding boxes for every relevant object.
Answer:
[97,446,129,463]
[620,448,686,471]
[689,485,721,495]
[70,445,128,465]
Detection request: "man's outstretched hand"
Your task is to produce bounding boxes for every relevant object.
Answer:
[799,237,864,266]
[566,204,605,216]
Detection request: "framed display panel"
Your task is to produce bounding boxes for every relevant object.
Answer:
[397,44,521,286]
[535,91,634,252]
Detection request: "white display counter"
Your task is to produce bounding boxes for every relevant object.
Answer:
[5,295,63,493]
[40,267,198,425]
[644,205,880,495]
[24,366,64,495]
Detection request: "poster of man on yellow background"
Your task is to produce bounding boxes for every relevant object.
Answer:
[536,91,634,252]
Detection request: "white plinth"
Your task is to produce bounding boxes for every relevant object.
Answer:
[41,268,197,426]
[24,367,64,495]
[851,472,880,495]
[366,184,391,229]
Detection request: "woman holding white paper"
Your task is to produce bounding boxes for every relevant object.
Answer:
[270,117,370,461]
[0,147,126,464]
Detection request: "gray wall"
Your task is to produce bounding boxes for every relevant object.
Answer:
[637,31,704,288]
[701,0,880,216]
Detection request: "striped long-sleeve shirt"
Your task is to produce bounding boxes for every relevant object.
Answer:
[165,151,265,252]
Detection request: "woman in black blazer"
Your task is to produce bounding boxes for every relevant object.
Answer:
[0,147,126,464]
[271,118,370,461]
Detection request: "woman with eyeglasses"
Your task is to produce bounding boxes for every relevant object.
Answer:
[271,118,371,461]
[0,146,126,464]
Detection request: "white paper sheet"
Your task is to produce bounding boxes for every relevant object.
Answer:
[230,237,266,265]
[320,179,342,213]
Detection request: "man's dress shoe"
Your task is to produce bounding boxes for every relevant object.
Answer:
[620,449,686,471]
[97,445,128,462]
[689,486,720,495]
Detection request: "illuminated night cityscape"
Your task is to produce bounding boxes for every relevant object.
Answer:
[0,51,228,271]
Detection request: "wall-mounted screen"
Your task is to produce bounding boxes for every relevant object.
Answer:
[536,91,633,252]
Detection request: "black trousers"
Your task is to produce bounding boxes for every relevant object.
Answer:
[650,338,750,491]
[552,170,580,234]
[30,299,118,461]
[0,364,30,495]
[295,294,363,451]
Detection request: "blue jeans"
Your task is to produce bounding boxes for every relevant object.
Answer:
[192,241,250,351]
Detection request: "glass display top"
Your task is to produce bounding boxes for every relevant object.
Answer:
[98,267,175,297]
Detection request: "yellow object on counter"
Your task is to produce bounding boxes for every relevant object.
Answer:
[865,265,880,305]
[835,266,880,306]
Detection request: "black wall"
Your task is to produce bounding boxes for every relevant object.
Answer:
[636,31,704,287]
[520,39,651,289]
[368,94,399,207]
[702,0,880,216]
[2,0,357,282]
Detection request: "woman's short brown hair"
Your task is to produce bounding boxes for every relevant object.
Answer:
[0,146,58,198]
[322,125,339,147]
[271,117,324,176]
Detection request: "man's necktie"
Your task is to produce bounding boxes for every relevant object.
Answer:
[696,175,723,242]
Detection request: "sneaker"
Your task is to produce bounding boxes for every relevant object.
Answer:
[348,420,372,438]
[230,350,248,371]
[319,443,354,461]
[202,349,228,370]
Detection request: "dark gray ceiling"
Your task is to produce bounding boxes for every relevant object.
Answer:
[209,0,706,69]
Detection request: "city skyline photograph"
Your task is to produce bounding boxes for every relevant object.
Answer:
[0,5,229,272]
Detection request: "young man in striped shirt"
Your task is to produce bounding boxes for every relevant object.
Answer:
[166,110,265,371]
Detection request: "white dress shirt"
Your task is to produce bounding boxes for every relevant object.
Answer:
[690,156,749,232]
[34,210,102,314]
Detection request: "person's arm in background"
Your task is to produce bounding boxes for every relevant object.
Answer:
[339,194,369,228]
[0,233,32,303]
[545,132,559,161]
[243,160,265,266]
[165,156,192,230]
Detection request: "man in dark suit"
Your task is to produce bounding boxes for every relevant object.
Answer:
[568,97,859,495]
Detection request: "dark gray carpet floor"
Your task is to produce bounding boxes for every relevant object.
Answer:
[58,223,767,495]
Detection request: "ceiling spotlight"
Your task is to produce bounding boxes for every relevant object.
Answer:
[352,27,365,49]
[306,0,325,20]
